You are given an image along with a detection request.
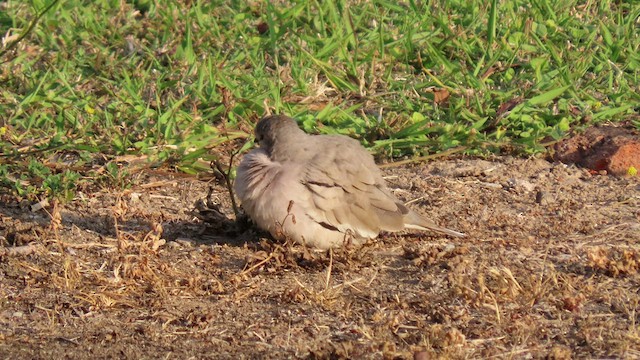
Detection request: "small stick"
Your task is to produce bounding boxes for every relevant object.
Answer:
[239,252,275,276]
[324,248,333,291]
[57,242,117,249]
[0,244,40,257]
[213,147,242,217]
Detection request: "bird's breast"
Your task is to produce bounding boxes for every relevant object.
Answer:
[235,150,309,234]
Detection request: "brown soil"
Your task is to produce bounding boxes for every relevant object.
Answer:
[1,157,639,359]
[553,125,640,176]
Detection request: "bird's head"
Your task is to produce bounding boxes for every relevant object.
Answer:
[254,114,306,154]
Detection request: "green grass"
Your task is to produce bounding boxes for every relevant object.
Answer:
[0,0,638,200]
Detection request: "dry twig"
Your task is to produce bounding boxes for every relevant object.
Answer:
[0,244,41,257]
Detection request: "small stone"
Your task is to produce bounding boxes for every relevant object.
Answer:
[175,238,196,247]
[167,241,182,249]
[130,192,142,202]
[535,191,553,205]
[30,198,49,212]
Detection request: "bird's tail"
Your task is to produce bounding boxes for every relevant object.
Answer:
[404,210,466,238]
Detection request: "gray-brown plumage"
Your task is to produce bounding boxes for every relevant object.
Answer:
[234,114,465,249]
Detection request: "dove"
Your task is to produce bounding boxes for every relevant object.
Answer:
[234,114,465,249]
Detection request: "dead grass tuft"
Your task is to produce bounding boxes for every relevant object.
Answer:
[587,247,640,277]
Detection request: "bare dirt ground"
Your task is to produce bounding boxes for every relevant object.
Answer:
[1,156,639,359]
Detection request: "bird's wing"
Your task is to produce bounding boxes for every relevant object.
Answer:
[301,137,407,238]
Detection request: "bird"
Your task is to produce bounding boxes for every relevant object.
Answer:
[234,114,465,249]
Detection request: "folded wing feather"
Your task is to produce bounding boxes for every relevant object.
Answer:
[301,137,408,238]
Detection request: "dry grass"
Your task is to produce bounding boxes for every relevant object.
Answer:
[1,157,639,358]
